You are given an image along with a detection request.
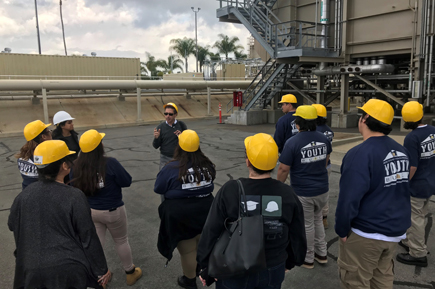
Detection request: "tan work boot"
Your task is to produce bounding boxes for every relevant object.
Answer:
[126,267,142,286]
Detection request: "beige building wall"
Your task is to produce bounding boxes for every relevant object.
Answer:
[0,54,141,80]
[163,73,203,80]
[215,64,246,80]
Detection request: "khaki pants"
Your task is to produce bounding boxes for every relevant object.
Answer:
[298,193,328,263]
[177,234,201,279]
[402,196,430,258]
[338,232,396,289]
[91,205,135,272]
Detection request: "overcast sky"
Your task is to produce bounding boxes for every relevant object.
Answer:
[0,0,250,72]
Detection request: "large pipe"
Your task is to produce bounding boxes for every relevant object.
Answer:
[0,80,253,91]
[427,0,434,105]
[320,0,330,49]
[312,64,395,76]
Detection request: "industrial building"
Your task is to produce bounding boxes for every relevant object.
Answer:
[218,0,435,127]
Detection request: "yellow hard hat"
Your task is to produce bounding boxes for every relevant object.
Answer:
[80,129,105,153]
[312,104,327,118]
[402,101,423,122]
[293,105,318,120]
[163,102,178,113]
[33,140,75,167]
[278,94,297,104]
[178,129,200,152]
[23,120,51,141]
[358,99,394,125]
[244,133,278,171]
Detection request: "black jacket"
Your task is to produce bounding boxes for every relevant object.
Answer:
[157,195,214,262]
[197,178,306,272]
[53,130,80,159]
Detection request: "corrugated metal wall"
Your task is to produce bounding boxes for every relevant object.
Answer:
[0,54,141,80]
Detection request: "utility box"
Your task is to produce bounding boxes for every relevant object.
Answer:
[233,91,243,107]
[412,81,423,99]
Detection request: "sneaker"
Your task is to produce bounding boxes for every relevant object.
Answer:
[314,253,328,264]
[301,261,314,269]
[398,241,409,252]
[396,253,428,267]
[323,217,328,229]
[177,275,198,289]
[126,267,142,286]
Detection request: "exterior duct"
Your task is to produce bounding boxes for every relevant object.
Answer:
[312,64,395,76]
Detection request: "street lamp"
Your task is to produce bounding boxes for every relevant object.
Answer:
[191,7,200,73]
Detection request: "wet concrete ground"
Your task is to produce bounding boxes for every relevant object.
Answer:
[0,118,434,289]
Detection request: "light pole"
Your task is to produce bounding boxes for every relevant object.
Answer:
[34,0,42,54]
[191,7,200,73]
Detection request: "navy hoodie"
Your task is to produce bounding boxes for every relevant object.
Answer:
[274,112,298,153]
[335,136,411,238]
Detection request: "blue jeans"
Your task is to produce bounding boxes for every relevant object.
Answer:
[216,263,286,289]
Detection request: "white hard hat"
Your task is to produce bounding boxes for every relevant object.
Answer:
[53,111,75,125]
[265,201,279,212]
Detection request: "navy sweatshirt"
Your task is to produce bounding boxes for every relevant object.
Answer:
[335,136,411,238]
[17,157,38,190]
[70,157,132,210]
[316,124,334,166]
[154,161,214,199]
[279,131,332,197]
[404,125,435,199]
[274,112,298,153]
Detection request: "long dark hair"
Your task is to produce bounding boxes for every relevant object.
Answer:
[172,145,216,184]
[71,143,106,196]
[37,155,75,183]
[295,116,317,131]
[15,128,50,160]
[52,121,77,138]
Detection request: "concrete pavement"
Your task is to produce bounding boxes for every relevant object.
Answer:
[0,118,434,289]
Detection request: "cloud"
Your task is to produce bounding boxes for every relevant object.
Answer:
[0,0,250,71]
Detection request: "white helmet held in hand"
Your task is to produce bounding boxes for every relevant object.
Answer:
[53,111,75,125]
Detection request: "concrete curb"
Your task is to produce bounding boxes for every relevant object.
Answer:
[332,135,363,147]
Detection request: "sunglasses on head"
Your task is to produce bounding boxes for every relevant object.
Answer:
[164,113,174,116]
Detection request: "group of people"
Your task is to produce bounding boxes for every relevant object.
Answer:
[10,111,141,289]
[7,96,434,289]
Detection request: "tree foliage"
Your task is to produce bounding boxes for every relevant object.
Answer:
[213,34,244,60]
[170,37,195,72]
[158,55,184,74]
[234,50,248,60]
[141,52,164,77]
[197,45,213,72]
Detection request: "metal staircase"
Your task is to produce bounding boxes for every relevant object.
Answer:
[217,0,338,59]
[226,59,300,112]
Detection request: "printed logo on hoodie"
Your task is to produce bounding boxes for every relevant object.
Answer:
[383,150,409,186]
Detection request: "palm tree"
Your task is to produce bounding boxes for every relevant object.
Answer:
[197,45,212,72]
[170,37,195,72]
[213,34,244,60]
[234,50,248,60]
[141,52,164,77]
[158,55,184,74]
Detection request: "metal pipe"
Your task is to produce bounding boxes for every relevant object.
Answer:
[427,0,435,104]
[42,88,48,123]
[136,87,142,122]
[424,0,431,95]
[338,0,341,49]
[320,0,330,49]
[334,0,338,51]
[312,64,395,75]
[315,0,318,48]
[421,0,427,57]
[0,80,253,91]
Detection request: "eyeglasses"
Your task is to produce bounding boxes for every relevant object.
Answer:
[164,113,174,116]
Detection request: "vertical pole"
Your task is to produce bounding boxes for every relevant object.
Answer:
[137,87,142,122]
[219,103,222,123]
[42,88,48,123]
[34,0,42,54]
[195,11,198,73]
[60,0,67,56]
[207,87,212,115]
[340,74,349,114]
